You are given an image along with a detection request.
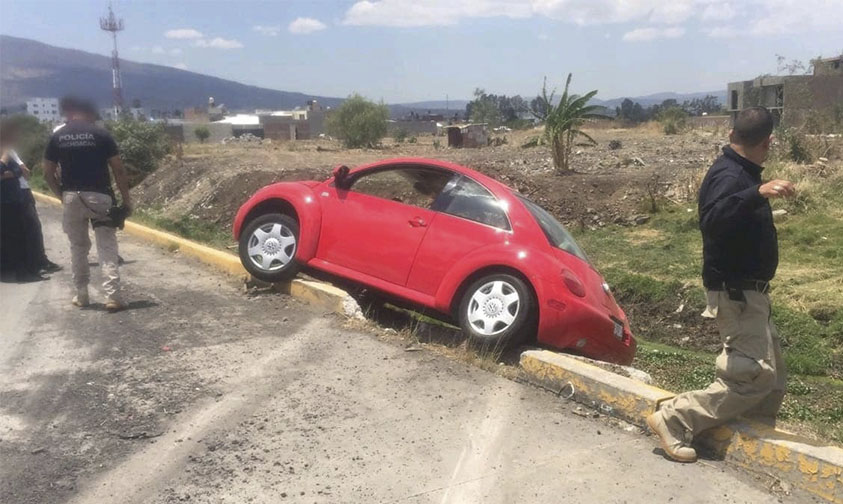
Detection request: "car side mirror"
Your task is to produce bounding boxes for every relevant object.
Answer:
[333,165,350,189]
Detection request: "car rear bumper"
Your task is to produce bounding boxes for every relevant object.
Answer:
[536,292,637,366]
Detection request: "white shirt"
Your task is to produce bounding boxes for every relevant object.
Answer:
[10,150,29,190]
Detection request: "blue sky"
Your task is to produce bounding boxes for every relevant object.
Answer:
[1,0,841,103]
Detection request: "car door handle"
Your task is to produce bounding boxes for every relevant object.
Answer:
[408,217,427,227]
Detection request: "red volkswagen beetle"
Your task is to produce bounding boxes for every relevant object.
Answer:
[233,158,635,365]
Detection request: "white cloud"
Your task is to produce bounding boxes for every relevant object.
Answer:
[152,45,165,54]
[169,48,183,56]
[173,63,188,70]
[340,0,842,36]
[704,26,738,38]
[165,28,204,40]
[193,37,244,49]
[622,26,685,41]
[288,17,327,34]
[343,1,530,26]
[701,2,736,22]
[253,25,281,36]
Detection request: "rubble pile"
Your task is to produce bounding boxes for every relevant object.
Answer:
[221,133,266,145]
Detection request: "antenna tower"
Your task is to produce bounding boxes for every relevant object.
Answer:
[100,3,125,114]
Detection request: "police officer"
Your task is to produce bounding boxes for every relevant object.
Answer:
[42,97,133,312]
[647,106,794,462]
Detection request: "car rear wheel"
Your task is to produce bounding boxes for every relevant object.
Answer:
[458,273,534,350]
[239,213,302,282]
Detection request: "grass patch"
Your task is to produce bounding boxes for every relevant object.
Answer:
[132,208,233,250]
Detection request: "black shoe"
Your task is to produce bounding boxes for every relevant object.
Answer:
[41,260,63,273]
[118,255,125,265]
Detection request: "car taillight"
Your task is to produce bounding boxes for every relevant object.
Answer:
[562,269,586,297]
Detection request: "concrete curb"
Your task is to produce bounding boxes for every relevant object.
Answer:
[520,349,843,503]
[32,191,362,317]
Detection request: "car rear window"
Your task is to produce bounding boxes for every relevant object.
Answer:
[433,175,510,230]
[517,195,589,262]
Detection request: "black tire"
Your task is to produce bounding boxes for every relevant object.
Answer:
[238,213,302,283]
[458,273,535,351]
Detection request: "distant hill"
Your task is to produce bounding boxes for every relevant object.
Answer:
[0,35,345,112]
[0,35,726,116]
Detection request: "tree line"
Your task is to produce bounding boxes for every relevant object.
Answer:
[614,95,722,123]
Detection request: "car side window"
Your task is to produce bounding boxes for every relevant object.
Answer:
[349,166,451,209]
[433,175,510,230]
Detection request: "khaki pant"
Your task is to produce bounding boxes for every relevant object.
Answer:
[62,191,122,302]
[658,289,786,436]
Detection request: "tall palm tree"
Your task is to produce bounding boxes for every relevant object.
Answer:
[534,74,602,173]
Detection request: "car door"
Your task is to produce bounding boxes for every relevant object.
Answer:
[316,165,452,286]
[406,174,512,296]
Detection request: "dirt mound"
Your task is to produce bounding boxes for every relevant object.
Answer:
[132,127,726,232]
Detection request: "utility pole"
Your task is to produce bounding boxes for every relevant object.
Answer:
[100,3,125,116]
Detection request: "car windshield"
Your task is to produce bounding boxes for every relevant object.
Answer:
[517,195,589,263]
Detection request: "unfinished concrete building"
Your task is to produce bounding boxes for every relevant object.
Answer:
[727,56,843,130]
[259,100,326,141]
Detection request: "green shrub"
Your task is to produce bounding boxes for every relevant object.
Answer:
[394,129,408,143]
[194,126,210,143]
[107,118,171,186]
[325,94,389,149]
[657,107,688,135]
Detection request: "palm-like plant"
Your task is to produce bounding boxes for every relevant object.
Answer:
[533,74,602,173]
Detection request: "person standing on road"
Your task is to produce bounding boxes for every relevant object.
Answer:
[647,106,794,463]
[1,119,48,282]
[8,147,63,275]
[42,98,133,311]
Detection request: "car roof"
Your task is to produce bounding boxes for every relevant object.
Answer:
[350,157,513,199]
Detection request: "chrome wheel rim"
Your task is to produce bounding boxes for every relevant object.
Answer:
[247,222,296,271]
[466,280,520,336]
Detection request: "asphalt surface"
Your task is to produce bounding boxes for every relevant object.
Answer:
[0,202,820,504]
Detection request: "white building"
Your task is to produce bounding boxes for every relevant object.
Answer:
[26,97,61,122]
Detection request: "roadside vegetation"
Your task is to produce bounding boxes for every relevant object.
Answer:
[325,93,389,148]
[532,74,602,173]
[106,118,172,185]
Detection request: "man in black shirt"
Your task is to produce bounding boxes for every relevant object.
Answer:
[42,97,133,312]
[647,107,794,463]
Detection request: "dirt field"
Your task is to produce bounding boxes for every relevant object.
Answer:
[134,126,726,234]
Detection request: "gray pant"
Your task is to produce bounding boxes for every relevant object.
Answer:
[62,191,122,302]
[658,289,786,436]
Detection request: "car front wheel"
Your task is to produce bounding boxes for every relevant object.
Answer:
[458,273,534,350]
[239,213,302,282]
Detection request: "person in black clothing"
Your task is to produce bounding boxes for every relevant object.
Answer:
[10,150,62,275]
[1,119,48,282]
[647,107,795,463]
[42,97,133,311]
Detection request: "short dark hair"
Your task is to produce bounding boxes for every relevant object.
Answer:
[59,96,83,115]
[733,107,774,147]
[79,100,100,120]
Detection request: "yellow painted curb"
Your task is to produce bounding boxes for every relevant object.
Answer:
[520,349,843,503]
[520,350,674,425]
[32,191,360,316]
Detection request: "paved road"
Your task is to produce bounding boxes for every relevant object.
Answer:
[1,203,817,504]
